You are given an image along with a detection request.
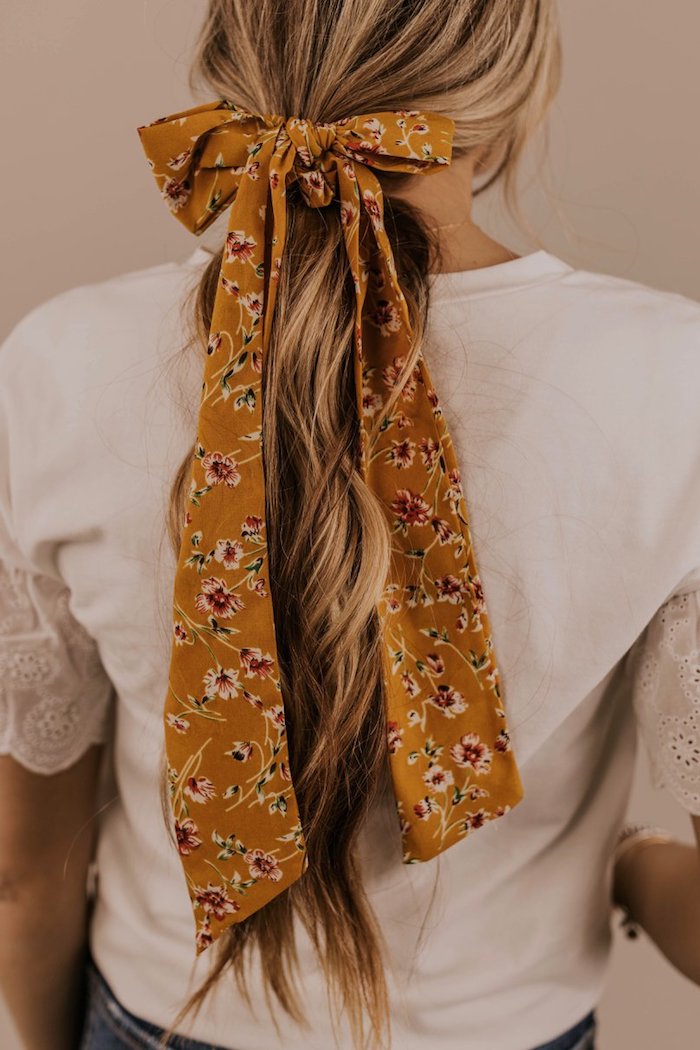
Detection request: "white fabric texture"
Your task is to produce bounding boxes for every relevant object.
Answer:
[0,559,113,772]
[1,246,699,1050]
[627,581,700,813]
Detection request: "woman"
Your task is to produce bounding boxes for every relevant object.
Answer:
[0,2,698,1049]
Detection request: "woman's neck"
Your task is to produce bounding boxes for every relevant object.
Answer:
[387,150,519,274]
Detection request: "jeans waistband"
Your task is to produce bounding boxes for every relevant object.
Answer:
[80,955,596,1050]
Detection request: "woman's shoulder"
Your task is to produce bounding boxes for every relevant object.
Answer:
[0,251,207,387]
[545,256,700,352]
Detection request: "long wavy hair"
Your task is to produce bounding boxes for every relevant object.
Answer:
[159,3,561,1047]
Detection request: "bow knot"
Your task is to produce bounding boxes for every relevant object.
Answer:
[284,116,338,165]
[283,116,340,208]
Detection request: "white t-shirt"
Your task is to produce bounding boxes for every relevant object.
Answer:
[1,246,699,1050]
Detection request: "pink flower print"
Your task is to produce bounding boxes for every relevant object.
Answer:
[463,809,489,832]
[175,818,202,856]
[425,653,445,675]
[382,356,418,400]
[341,159,356,181]
[387,720,404,754]
[173,622,188,644]
[264,704,286,729]
[494,730,512,753]
[225,230,257,264]
[411,122,429,134]
[270,170,280,189]
[340,200,357,227]
[435,574,464,604]
[241,292,263,318]
[301,170,325,194]
[279,760,292,781]
[166,713,190,733]
[427,685,466,718]
[247,160,261,180]
[161,177,190,212]
[422,765,454,793]
[362,189,383,231]
[446,467,463,499]
[387,439,415,469]
[362,117,387,140]
[184,776,217,804]
[431,518,454,544]
[241,515,263,540]
[449,733,493,774]
[239,647,275,678]
[252,578,268,597]
[193,882,240,920]
[242,689,264,711]
[372,300,401,336]
[382,355,407,389]
[400,672,420,697]
[195,577,245,618]
[168,147,192,171]
[244,848,283,882]
[203,666,241,699]
[390,489,431,527]
[207,332,222,355]
[228,741,254,761]
[221,276,240,296]
[214,538,244,570]
[195,921,214,952]
[413,797,438,820]
[362,387,383,416]
[202,451,240,488]
[468,573,486,615]
[348,138,384,159]
[419,437,439,469]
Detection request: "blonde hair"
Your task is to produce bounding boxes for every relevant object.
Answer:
[160,3,561,1047]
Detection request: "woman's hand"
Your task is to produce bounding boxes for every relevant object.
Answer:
[0,746,104,1050]
[612,815,700,986]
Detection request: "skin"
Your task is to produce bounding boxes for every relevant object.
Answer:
[1,152,699,1049]
[386,147,520,272]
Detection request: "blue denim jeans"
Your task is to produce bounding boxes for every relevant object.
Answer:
[79,956,597,1050]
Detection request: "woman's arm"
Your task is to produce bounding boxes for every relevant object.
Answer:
[612,815,700,985]
[0,747,104,1050]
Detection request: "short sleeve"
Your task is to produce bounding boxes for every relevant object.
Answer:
[0,309,116,775]
[0,556,115,774]
[627,582,700,814]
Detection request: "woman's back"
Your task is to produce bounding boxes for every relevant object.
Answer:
[2,244,698,1048]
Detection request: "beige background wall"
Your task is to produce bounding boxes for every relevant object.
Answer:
[1,1,699,1047]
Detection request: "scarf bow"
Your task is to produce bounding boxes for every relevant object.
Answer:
[138,100,524,955]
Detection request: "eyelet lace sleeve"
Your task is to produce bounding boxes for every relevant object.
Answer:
[628,588,700,814]
[0,558,115,774]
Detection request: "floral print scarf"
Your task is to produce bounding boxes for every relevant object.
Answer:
[137,100,524,954]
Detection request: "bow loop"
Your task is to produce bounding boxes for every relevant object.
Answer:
[279,117,338,208]
[137,102,277,234]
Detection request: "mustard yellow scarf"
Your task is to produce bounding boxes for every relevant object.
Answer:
[138,100,524,955]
